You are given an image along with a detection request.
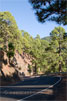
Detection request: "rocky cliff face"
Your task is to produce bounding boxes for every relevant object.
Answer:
[13,51,32,75]
[0,50,32,77]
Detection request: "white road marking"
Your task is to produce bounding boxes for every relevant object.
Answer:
[17,76,61,101]
[0,85,51,88]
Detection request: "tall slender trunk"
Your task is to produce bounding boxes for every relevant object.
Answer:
[34,63,37,74]
[5,39,8,51]
[4,33,8,52]
[59,37,62,72]
[65,58,67,72]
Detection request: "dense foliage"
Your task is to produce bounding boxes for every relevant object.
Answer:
[29,0,67,25]
[21,28,67,74]
[0,11,67,74]
[0,12,23,53]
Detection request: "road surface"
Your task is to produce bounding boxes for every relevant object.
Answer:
[0,75,61,101]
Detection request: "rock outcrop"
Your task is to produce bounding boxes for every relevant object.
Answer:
[0,50,32,77]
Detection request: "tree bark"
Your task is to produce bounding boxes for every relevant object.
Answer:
[34,63,37,74]
[59,36,62,72]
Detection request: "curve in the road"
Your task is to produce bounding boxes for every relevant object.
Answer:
[17,76,61,101]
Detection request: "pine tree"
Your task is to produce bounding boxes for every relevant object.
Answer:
[50,26,66,72]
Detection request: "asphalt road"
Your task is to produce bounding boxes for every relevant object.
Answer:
[0,75,61,101]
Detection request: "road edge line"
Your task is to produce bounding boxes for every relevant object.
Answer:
[17,76,61,101]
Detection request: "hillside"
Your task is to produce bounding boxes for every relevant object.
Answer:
[0,50,33,85]
[42,36,51,42]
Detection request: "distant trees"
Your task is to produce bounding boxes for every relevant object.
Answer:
[22,31,33,53]
[29,0,67,25]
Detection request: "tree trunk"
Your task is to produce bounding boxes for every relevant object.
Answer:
[59,61,62,72]
[59,38,62,72]
[34,63,37,74]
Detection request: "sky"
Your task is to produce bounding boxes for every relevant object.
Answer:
[0,0,67,38]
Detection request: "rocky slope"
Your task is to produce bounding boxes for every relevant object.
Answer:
[0,50,32,78]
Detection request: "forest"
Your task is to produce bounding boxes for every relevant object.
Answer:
[0,11,67,75]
